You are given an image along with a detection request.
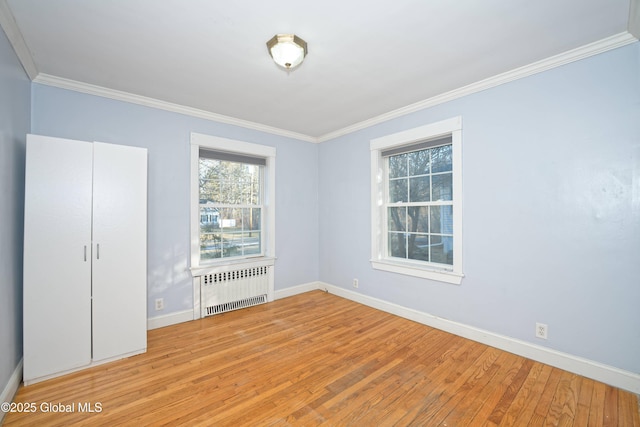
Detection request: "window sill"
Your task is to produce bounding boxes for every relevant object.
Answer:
[371,259,464,285]
[190,256,276,277]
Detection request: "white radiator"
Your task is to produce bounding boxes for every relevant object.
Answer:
[200,265,270,317]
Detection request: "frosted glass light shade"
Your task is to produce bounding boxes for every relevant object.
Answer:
[267,34,307,69]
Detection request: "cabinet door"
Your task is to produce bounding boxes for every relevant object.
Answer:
[23,135,93,382]
[91,142,147,361]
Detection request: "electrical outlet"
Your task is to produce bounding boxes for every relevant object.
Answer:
[155,298,164,311]
[535,322,548,339]
[353,279,359,288]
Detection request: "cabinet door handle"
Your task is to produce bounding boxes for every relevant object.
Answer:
[96,243,100,260]
[84,245,87,262]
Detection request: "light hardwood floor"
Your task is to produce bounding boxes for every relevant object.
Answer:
[4,291,639,426]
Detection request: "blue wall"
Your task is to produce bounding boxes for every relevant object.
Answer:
[0,28,30,397]
[31,86,319,316]
[318,42,640,373]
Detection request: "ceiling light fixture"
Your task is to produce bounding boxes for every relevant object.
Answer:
[267,34,307,70]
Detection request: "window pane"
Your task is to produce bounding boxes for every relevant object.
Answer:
[227,178,240,204]
[199,158,220,203]
[409,176,430,202]
[199,183,219,204]
[431,235,453,265]
[199,206,219,228]
[388,207,406,232]
[200,231,222,260]
[389,154,407,178]
[218,208,239,229]
[409,150,430,175]
[200,205,221,260]
[199,159,262,205]
[242,232,261,255]
[245,166,261,204]
[430,205,453,234]
[408,206,429,233]
[389,179,407,203]
[245,208,261,231]
[223,232,243,257]
[236,164,260,204]
[432,173,452,201]
[388,232,406,258]
[431,145,452,173]
[408,233,429,261]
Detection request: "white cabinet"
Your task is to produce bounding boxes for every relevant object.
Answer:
[23,134,147,385]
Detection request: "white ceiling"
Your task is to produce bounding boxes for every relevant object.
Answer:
[1,0,638,141]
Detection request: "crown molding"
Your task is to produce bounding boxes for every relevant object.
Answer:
[0,0,38,79]
[32,73,318,143]
[317,31,638,143]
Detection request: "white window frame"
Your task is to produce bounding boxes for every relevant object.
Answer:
[370,116,463,284]
[190,132,276,275]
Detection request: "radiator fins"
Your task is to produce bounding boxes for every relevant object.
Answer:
[201,265,270,317]
[205,294,267,316]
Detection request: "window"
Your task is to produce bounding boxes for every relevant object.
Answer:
[190,133,275,271]
[198,151,263,260]
[370,117,463,284]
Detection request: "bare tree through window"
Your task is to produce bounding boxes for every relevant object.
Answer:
[387,144,453,265]
[199,158,262,260]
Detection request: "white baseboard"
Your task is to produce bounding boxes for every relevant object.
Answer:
[146,283,320,330]
[147,309,194,330]
[317,282,640,394]
[274,281,323,300]
[1,358,23,424]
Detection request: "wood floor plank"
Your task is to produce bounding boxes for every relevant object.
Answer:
[527,365,564,425]
[4,291,639,426]
[463,353,526,425]
[619,388,640,427]
[574,376,594,426]
[393,338,481,424]
[436,348,508,426]
[506,363,554,426]
[487,358,534,425]
[421,346,501,425]
[603,385,619,426]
